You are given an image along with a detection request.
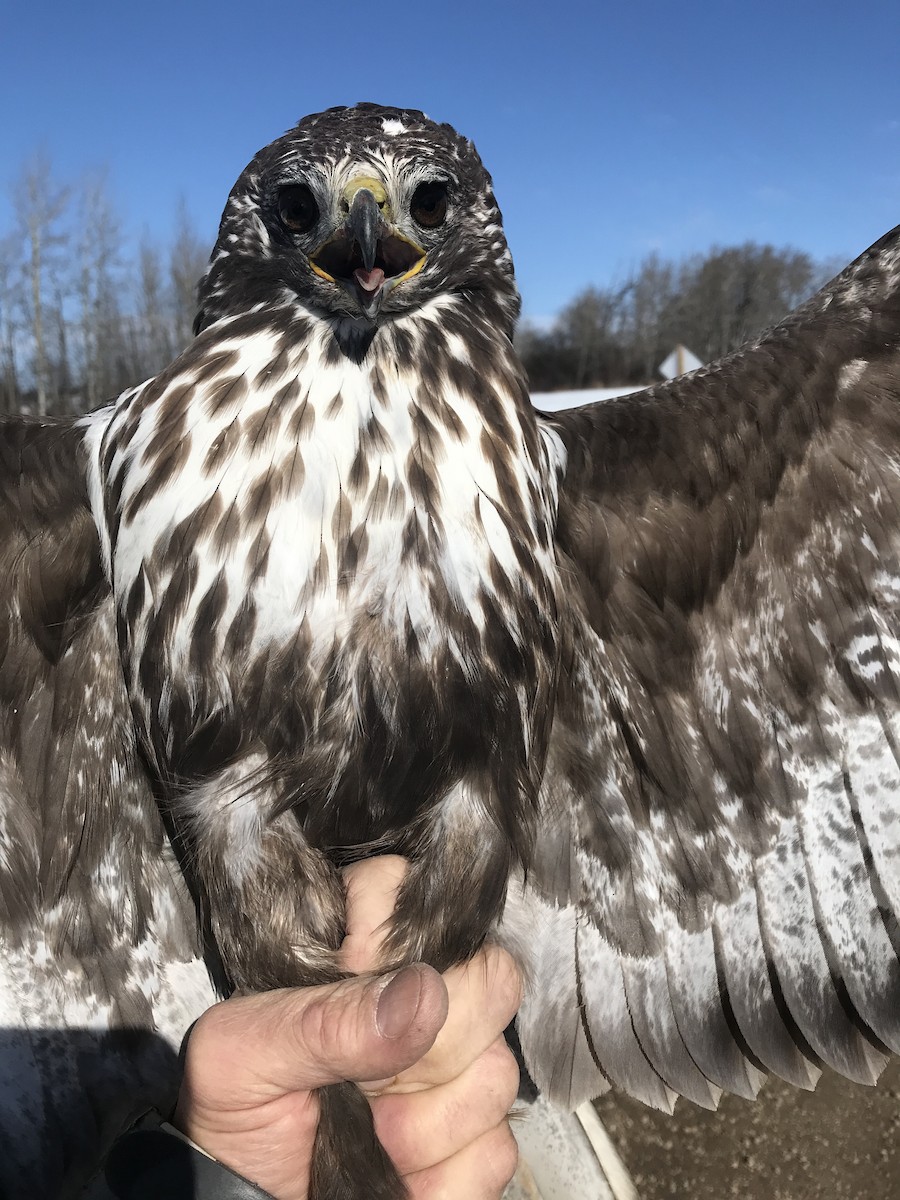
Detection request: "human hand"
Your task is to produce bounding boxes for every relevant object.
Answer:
[173,857,523,1199]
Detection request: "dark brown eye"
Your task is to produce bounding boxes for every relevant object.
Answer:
[410,181,448,229]
[277,184,319,234]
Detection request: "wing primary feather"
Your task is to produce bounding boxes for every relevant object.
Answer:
[845,759,900,961]
[503,888,611,1109]
[713,894,820,1088]
[850,708,900,936]
[796,756,900,1057]
[619,955,721,1110]
[663,922,765,1100]
[575,921,676,1112]
[753,835,884,1084]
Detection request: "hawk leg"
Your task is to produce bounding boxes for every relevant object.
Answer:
[382,778,515,974]
[172,754,409,1198]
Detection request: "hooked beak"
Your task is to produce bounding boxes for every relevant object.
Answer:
[348,187,382,273]
[310,182,426,314]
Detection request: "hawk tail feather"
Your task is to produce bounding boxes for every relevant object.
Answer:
[312,1081,407,1200]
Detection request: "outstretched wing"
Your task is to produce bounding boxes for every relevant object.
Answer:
[0,416,215,1197]
[510,226,900,1113]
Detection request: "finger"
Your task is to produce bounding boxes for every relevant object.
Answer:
[371,1036,519,1173]
[405,1121,519,1200]
[180,964,449,1107]
[389,944,523,1090]
[341,855,408,973]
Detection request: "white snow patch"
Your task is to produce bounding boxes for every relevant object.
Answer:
[531,385,647,412]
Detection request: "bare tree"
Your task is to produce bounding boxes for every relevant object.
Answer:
[75,171,127,409]
[662,243,817,362]
[11,153,70,414]
[0,235,22,412]
[133,237,174,377]
[516,322,578,393]
[169,199,209,350]
[555,285,626,387]
[50,284,72,404]
[519,243,821,393]
[619,254,676,381]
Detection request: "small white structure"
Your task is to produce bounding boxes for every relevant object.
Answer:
[658,344,703,380]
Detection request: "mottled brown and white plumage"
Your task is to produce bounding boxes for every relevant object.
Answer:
[3,102,900,1197]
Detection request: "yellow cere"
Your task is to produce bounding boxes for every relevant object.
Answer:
[342,176,388,207]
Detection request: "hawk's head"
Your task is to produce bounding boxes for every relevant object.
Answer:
[195,103,520,339]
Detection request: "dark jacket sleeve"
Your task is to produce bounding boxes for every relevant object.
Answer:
[105,1113,276,1200]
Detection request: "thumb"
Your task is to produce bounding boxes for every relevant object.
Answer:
[183,965,449,1105]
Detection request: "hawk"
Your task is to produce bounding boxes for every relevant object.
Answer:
[2,101,900,1198]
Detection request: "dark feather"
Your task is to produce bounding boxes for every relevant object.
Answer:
[0,418,214,1196]
[514,225,900,1110]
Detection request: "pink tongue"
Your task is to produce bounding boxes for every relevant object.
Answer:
[354,266,385,293]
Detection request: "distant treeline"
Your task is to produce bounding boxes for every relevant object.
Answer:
[517,243,841,392]
[0,153,210,416]
[0,153,840,413]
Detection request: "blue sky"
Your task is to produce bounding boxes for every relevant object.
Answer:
[2,0,899,322]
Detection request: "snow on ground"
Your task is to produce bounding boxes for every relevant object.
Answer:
[530,386,647,411]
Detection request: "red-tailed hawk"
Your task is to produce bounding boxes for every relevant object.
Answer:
[2,102,900,1198]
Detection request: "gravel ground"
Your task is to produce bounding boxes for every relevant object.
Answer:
[596,1061,900,1199]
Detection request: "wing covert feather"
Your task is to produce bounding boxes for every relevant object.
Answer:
[509,226,900,1110]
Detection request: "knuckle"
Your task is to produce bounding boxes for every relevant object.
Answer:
[485,1123,519,1191]
[484,945,524,1019]
[369,1094,414,1168]
[496,1045,522,1107]
[477,1040,520,1112]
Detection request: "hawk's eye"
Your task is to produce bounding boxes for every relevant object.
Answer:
[410,182,448,229]
[277,185,319,234]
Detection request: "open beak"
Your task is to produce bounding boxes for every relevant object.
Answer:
[310,183,425,314]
